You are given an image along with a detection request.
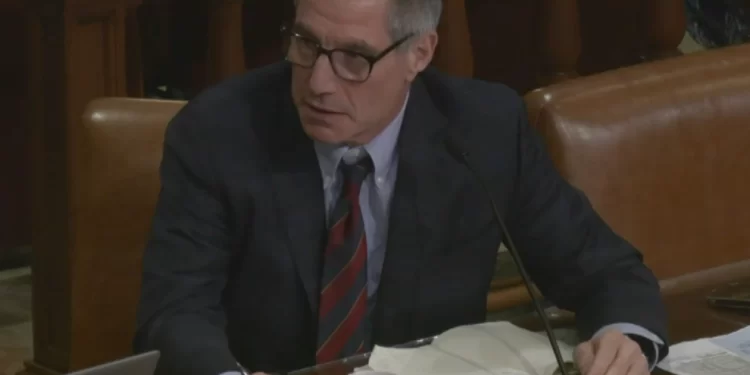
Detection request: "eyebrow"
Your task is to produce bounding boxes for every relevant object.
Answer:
[292,22,380,56]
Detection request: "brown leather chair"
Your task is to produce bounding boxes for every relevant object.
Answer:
[75,98,187,363]
[26,98,186,375]
[525,43,750,291]
[497,43,750,324]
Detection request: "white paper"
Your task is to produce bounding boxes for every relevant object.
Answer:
[366,321,574,375]
[658,326,750,375]
[711,326,750,357]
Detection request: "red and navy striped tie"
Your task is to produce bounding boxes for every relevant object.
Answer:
[316,154,373,364]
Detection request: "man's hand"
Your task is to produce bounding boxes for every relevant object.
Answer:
[574,329,649,375]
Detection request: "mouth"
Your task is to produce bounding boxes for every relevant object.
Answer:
[305,102,341,115]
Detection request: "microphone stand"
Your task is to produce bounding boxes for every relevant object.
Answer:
[445,137,578,375]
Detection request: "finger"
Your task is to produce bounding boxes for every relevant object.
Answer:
[625,352,649,375]
[587,334,620,375]
[574,341,595,374]
[603,337,641,375]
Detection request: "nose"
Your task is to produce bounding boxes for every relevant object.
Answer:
[308,54,338,95]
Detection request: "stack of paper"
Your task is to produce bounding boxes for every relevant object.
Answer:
[657,326,750,375]
[356,321,575,375]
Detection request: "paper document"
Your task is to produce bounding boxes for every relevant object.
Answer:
[358,321,574,375]
[657,326,750,375]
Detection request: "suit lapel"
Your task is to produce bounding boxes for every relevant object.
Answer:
[372,77,465,344]
[270,92,326,315]
[268,70,467,336]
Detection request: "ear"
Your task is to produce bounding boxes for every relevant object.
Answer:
[405,31,438,81]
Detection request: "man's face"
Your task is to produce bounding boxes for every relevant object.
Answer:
[290,0,434,145]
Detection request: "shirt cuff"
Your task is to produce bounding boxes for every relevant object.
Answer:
[593,323,664,371]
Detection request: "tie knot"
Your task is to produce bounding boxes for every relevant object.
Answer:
[339,148,373,186]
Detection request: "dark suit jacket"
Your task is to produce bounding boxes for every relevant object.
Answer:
[135,62,668,375]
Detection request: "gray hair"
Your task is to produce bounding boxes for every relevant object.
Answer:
[294,0,442,41]
[387,0,442,40]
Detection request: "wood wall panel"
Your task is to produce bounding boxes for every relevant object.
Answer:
[433,0,474,77]
[26,1,144,374]
[0,1,31,265]
[28,0,73,370]
[466,0,685,93]
[466,0,540,93]
[577,0,647,75]
[205,0,246,85]
[243,0,291,69]
[536,0,581,85]
[68,9,137,369]
[644,0,686,60]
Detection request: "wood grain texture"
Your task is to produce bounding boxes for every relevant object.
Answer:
[0,0,31,265]
[25,1,143,374]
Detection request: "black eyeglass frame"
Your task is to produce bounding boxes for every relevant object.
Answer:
[281,26,414,82]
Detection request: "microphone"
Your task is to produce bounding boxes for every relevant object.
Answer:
[444,134,577,375]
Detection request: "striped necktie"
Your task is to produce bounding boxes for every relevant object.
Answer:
[316,151,373,364]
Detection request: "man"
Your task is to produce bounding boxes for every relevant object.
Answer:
[134,0,669,374]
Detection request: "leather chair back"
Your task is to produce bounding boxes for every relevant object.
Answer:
[524,43,750,282]
[75,98,186,360]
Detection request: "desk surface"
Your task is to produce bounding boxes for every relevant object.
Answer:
[653,279,750,374]
[295,278,750,375]
[662,281,750,343]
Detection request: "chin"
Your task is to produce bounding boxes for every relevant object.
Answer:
[301,122,350,144]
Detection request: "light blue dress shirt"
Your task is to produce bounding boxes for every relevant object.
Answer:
[313,94,407,298]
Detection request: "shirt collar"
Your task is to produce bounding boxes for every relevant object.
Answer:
[314,92,409,183]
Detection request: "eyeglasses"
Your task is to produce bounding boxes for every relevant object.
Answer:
[282,27,413,82]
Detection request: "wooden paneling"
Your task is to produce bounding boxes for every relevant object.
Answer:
[136,0,687,99]
[0,0,31,264]
[433,0,474,78]
[205,0,246,85]
[536,0,581,85]
[466,0,545,94]
[466,0,686,93]
[26,1,144,374]
[644,0,686,60]
[243,0,291,69]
